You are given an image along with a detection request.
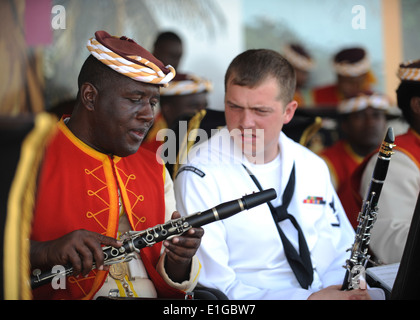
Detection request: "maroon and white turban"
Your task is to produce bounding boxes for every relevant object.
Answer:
[338,92,391,114]
[333,47,370,77]
[397,59,420,82]
[160,73,212,96]
[86,30,176,86]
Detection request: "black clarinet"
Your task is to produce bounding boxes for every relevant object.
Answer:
[341,127,396,290]
[31,188,277,289]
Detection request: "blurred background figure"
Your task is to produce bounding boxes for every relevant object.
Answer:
[152,31,184,71]
[282,43,315,107]
[319,91,392,193]
[340,60,420,263]
[141,73,212,155]
[159,74,212,129]
[299,47,377,154]
[312,47,375,108]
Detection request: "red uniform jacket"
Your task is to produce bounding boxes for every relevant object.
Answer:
[312,84,342,107]
[31,119,185,299]
[320,140,363,194]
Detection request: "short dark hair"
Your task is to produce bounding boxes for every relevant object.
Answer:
[153,31,182,49]
[77,55,123,95]
[224,49,296,104]
[396,80,420,126]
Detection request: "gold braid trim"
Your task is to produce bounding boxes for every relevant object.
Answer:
[4,112,58,300]
[299,116,322,147]
[172,109,207,179]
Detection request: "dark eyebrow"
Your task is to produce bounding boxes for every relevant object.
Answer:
[226,100,243,107]
[127,90,144,96]
[226,100,272,111]
[252,105,273,111]
[126,90,160,100]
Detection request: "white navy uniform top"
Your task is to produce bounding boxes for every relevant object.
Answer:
[174,128,355,300]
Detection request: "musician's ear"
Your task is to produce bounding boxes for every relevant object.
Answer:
[80,82,98,111]
[411,97,420,115]
[283,100,298,125]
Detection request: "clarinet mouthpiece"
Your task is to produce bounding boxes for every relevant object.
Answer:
[384,127,395,144]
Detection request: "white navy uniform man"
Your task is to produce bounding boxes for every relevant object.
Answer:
[174,49,384,300]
